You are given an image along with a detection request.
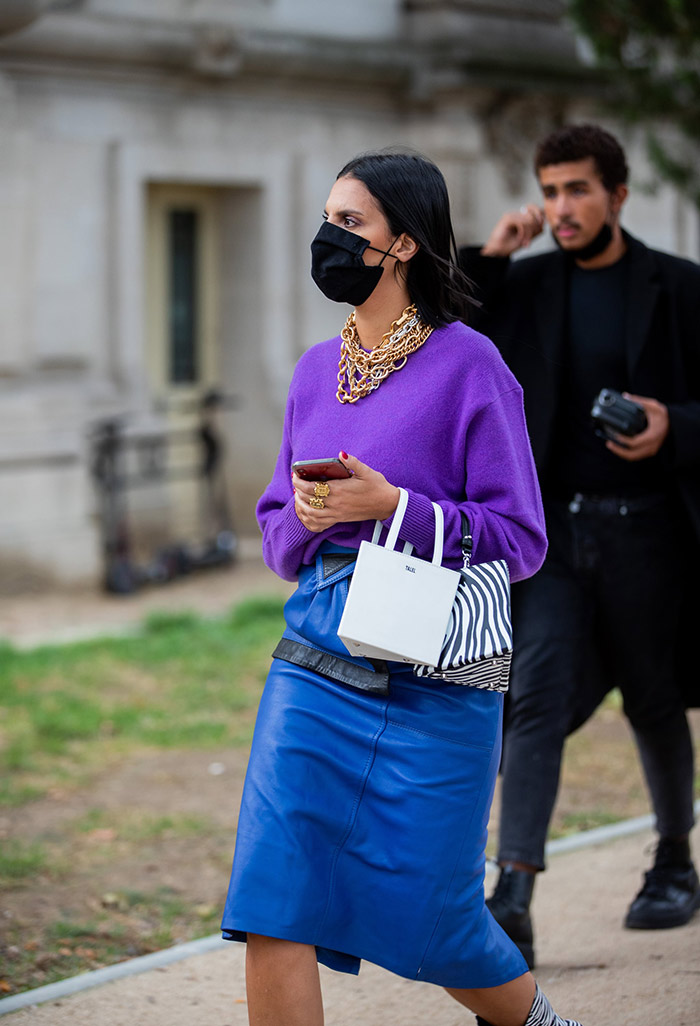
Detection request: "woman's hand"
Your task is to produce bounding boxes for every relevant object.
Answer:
[293,452,400,534]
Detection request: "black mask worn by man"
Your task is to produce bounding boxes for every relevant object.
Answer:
[554,221,613,263]
[310,221,399,306]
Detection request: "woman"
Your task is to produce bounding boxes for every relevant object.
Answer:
[221,152,583,1026]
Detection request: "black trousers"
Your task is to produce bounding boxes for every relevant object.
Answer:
[498,494,696,870]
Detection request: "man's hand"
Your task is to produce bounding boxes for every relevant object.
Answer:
[606,394,670,462]
[293,452,400,533]
[481,204,545,258]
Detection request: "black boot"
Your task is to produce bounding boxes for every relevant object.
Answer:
[486,865,536,968]
[475,982,583,1025]
[625,836,700,929]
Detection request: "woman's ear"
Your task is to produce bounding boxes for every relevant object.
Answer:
[394,233,419,263]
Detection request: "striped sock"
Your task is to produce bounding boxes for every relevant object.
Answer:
[523,984,583,1026]
[475,985,583,1026]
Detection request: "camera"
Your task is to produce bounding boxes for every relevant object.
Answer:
[590,388,648,441]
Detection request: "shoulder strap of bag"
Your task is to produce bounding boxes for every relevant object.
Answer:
[460,510,474,569]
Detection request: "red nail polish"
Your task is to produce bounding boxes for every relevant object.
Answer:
[340,451,348,460]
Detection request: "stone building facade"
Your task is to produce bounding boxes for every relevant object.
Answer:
[0,0,696,588]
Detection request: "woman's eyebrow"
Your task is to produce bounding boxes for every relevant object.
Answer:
[323,208,365,218]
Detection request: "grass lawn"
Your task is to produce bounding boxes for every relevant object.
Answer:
[0,597,284,995]
[0,599,283,808]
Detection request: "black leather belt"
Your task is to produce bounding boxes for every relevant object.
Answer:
[321,552,356,579]
[272,637,390,696]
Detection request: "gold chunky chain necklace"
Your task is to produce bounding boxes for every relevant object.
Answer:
[336,304,433,404]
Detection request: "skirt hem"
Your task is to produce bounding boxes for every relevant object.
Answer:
[220,921,529,989]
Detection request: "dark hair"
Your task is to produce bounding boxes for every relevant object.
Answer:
[336,150,476,327]
[534,124,629,192]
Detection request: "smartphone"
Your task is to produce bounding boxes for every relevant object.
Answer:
[291,457,351,481]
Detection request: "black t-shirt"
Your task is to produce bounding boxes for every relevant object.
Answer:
[545,253,670,498]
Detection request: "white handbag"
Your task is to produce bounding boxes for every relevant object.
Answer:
[337,488,460,665]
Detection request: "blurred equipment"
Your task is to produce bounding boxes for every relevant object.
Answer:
[590,387,648,441]
[90,390,237,594]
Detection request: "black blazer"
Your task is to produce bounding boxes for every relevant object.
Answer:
[460,232,700,710]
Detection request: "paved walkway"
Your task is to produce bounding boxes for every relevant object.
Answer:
[2,828,699,1024]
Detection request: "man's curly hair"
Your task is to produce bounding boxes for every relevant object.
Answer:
[535,124,629,192]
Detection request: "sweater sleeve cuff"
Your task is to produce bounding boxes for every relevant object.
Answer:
[262,497,317,578]
[280,497,318,546]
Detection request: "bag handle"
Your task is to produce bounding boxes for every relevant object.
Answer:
[372,488,413,553]
[384,487,409,549]
[431,502,444,566]
[371,489,445,566]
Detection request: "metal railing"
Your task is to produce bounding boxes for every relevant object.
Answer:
[89,390,237,594]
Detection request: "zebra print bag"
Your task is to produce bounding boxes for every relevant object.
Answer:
[413,512,512,692]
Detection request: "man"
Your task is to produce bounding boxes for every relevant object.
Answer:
[460,123,700,969]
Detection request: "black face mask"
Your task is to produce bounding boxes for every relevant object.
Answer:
[310,221,399,306]
[555,221,613,262]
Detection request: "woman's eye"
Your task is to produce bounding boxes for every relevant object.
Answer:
[343,217,358,228]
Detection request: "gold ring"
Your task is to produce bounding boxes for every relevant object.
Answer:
[309,496,325,510]
[314,481,330,498]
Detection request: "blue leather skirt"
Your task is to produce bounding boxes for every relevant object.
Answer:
[221,546,527,988]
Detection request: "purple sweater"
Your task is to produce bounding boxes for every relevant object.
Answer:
[257,319,547,583]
